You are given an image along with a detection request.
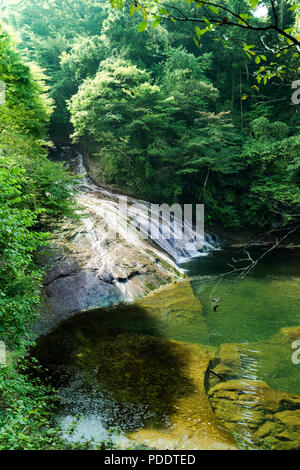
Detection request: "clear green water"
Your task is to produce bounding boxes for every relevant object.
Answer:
[97,248,300,395]
[95,249,300,340]
[184,249,300,396]
[166,250,300,344]
[33,248,300,447]
[126,269,300,346]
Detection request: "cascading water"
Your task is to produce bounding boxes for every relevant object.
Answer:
[71,152,219,266]
[38,149,223,448]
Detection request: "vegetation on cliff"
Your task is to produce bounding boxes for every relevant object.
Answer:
[3,0,299,229]
[0,0,299,449]
[0,26,83,449]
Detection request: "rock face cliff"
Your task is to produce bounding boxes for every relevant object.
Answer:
[34,197,180,336]
[34,151,218,336]
[33,153,182,336]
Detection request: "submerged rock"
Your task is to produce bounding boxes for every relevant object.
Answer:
[135,280,203,323]
[207,326,300,449]
[127,339,237,450]
[208,379,300,449]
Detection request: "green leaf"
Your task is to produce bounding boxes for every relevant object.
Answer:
[289,4,300,11]
[196,27,208,38]
[284,27,295,34]
[250,0,260,9]
[243,43,255,55]
[255,56,261,64]
[152,18,161,28]
[195,26,201,38]
[203,17,211,29]
[193,37,200,48]
[129,4,135,16]
[208,5,219,15]
[137,21,148,32]
[142,7,148,19]
[158,7,170,15]
[240,13,251,20]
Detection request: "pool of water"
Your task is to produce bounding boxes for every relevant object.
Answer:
[32,248,300,449]
[181,248,300,345]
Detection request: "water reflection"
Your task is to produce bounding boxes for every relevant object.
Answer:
[32,249,300,449]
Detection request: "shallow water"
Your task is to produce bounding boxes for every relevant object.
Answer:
[33,248,300,448]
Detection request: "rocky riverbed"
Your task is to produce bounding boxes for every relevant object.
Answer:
[207,326,300,450]
[31,151,300,450]
[32,277,300,450]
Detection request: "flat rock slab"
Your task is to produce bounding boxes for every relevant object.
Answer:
[207,326,300,449]
[33,191,180,336]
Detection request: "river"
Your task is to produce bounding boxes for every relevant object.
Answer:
[31,151,300,450]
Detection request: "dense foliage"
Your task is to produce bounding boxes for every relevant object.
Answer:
[0,26,77,347]
[0,361,102,450]
[4,0,299,229]
[110,0,300,62]
[0,0,299,450]
[0,25,82,449]
[2,1,299,223]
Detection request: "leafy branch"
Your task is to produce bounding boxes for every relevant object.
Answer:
[204,223,300,299]
[111,0,300,81]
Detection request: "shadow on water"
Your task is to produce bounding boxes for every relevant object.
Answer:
[184,247,300,279]
[30,248,300,446]
[31,305,196,431]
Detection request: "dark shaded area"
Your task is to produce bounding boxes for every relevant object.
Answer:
[31,305,196,428]
[184,247,300,280]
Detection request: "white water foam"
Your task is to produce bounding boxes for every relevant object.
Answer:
[72,153,220,265]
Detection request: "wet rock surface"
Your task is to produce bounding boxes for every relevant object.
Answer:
[207,327,300,449]
[34,200,180,336]
[208,380,300,449]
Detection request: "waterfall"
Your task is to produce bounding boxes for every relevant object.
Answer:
[71,153,220,266]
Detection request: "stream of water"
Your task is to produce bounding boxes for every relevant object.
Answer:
[33,150,300,450]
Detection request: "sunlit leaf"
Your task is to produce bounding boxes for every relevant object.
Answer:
[289,4,300,11]
[129,4,135,16]
[193,37,200,48]
[137,21,148,32]
[208,5,219,15]
[152,18,161,28]
[142,7,148,19]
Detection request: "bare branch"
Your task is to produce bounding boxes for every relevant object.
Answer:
[133,0,300,50]
[270,0,279,27]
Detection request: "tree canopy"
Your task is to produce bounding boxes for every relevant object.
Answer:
[0,0,299,450]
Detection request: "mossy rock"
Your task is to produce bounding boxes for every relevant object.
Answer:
[208,379,300,449]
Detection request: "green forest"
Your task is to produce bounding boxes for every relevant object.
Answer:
[0,0,299,451]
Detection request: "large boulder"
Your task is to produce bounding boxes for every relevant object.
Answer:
[208,379,300,449]
[207,327,300,450]
[33,191,181,336]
